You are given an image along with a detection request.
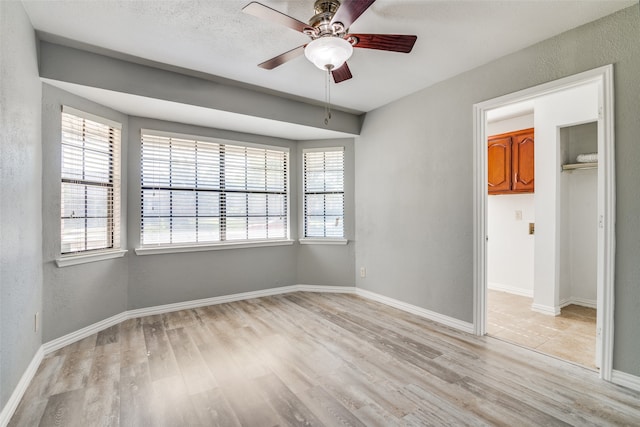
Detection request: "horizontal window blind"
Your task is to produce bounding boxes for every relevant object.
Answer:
[61,107,121,254]
[303,147,344,238]
[141,132,289,246]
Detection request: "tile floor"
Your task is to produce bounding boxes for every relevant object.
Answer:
[487,289,597,369]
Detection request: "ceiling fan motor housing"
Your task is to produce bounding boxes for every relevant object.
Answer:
[308,0,346,38]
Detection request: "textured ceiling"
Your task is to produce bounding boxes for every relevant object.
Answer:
[23,0,635,114]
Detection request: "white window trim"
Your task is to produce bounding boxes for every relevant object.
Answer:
[135,239,294,256]
[139,129,291,250]
[56,249,128,268]
[299,238,348,245]
[60,106,123,255]
[302,146,345,240]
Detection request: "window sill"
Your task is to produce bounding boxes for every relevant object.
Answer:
[135,239,295,256]
[56,249,128,268]
[299,238,348,245]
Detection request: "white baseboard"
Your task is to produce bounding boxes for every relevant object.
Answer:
[488,282,533,298]
[43,312,128,354]
[0,346,43,427]
[355,288,475,334]
[128,285,357,319]
[612,370,640,392]
[297,284,357,294]
[127,285,301,319]
[531,303,561,316]
[559,297,597,309]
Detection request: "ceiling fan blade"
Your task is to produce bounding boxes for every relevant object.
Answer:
[330,0,376,29]
[348,34,417,53]
[242,2,313,33]
[332,63,353,83]
[258,45,306,70]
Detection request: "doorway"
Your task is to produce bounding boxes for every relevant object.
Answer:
[485,108,599,369]
[473,65,615,380]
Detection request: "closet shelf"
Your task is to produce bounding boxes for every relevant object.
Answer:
[561,162,598,171]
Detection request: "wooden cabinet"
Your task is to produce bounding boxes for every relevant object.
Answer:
[488,128,534,194]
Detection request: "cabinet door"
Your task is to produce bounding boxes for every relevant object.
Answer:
[512,131,534,192]
[487,136,512,194]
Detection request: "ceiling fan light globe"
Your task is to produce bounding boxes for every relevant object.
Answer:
[304,37,353,71]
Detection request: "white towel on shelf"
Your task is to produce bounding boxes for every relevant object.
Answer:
[576,153,598,163]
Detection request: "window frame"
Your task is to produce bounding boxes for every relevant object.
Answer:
[137,129,291,254]
[301,146,347,244]
[57,106,125,265]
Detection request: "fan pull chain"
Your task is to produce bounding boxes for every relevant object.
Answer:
[324,68,332,125]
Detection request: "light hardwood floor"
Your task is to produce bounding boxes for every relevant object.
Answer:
[9,292,640,426]
[487,290,597,369]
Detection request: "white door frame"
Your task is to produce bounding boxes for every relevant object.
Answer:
[472,65,615,380]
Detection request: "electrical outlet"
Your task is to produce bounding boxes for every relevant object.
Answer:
[34,312,39,333]
[515,210,523,221]
[360,267,366,278]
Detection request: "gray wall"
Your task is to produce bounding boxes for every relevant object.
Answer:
[296,139,356,287]
[0,1,43,408]
[38,97,356,339]
[41,84,129,342]
[38,41,362,136]
[126,118,301,309]
[355,5,640,375]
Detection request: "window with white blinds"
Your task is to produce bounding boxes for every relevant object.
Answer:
[61,106,121,254]
[140,131,289,246]
[303,147,344,238]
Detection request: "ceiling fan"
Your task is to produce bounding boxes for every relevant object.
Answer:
[242,0,418,83]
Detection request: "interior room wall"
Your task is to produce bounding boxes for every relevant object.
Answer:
[533,83,598,314]
[487,114,534,136]
[41,84,129,342]
[38,41,362,137]
[355,4,640,376]
[0,0,43,409]
[487,115,535,297]
[559,123,598,307]
[126,117,299,309]
[296,139,356,287]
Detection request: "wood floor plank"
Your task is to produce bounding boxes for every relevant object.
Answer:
[119,318,148,370]
[81,385,119,427]
[49,351,93,396]
[82,342,121,426]
[400,383,492,427]
[38,389,86,427]
[95,325,119,347]
[18,355,65,402]
[189,387,242,427]
[151,375,201,427]
[119,362,157,427]
[141,317,179,381]
[162,308,197,331]
[7,399,48,427]
[9,292,640,426]
[254,373,325,426]
[220,379,281,427]
[298,385,367,427]
[165,327,218,394]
